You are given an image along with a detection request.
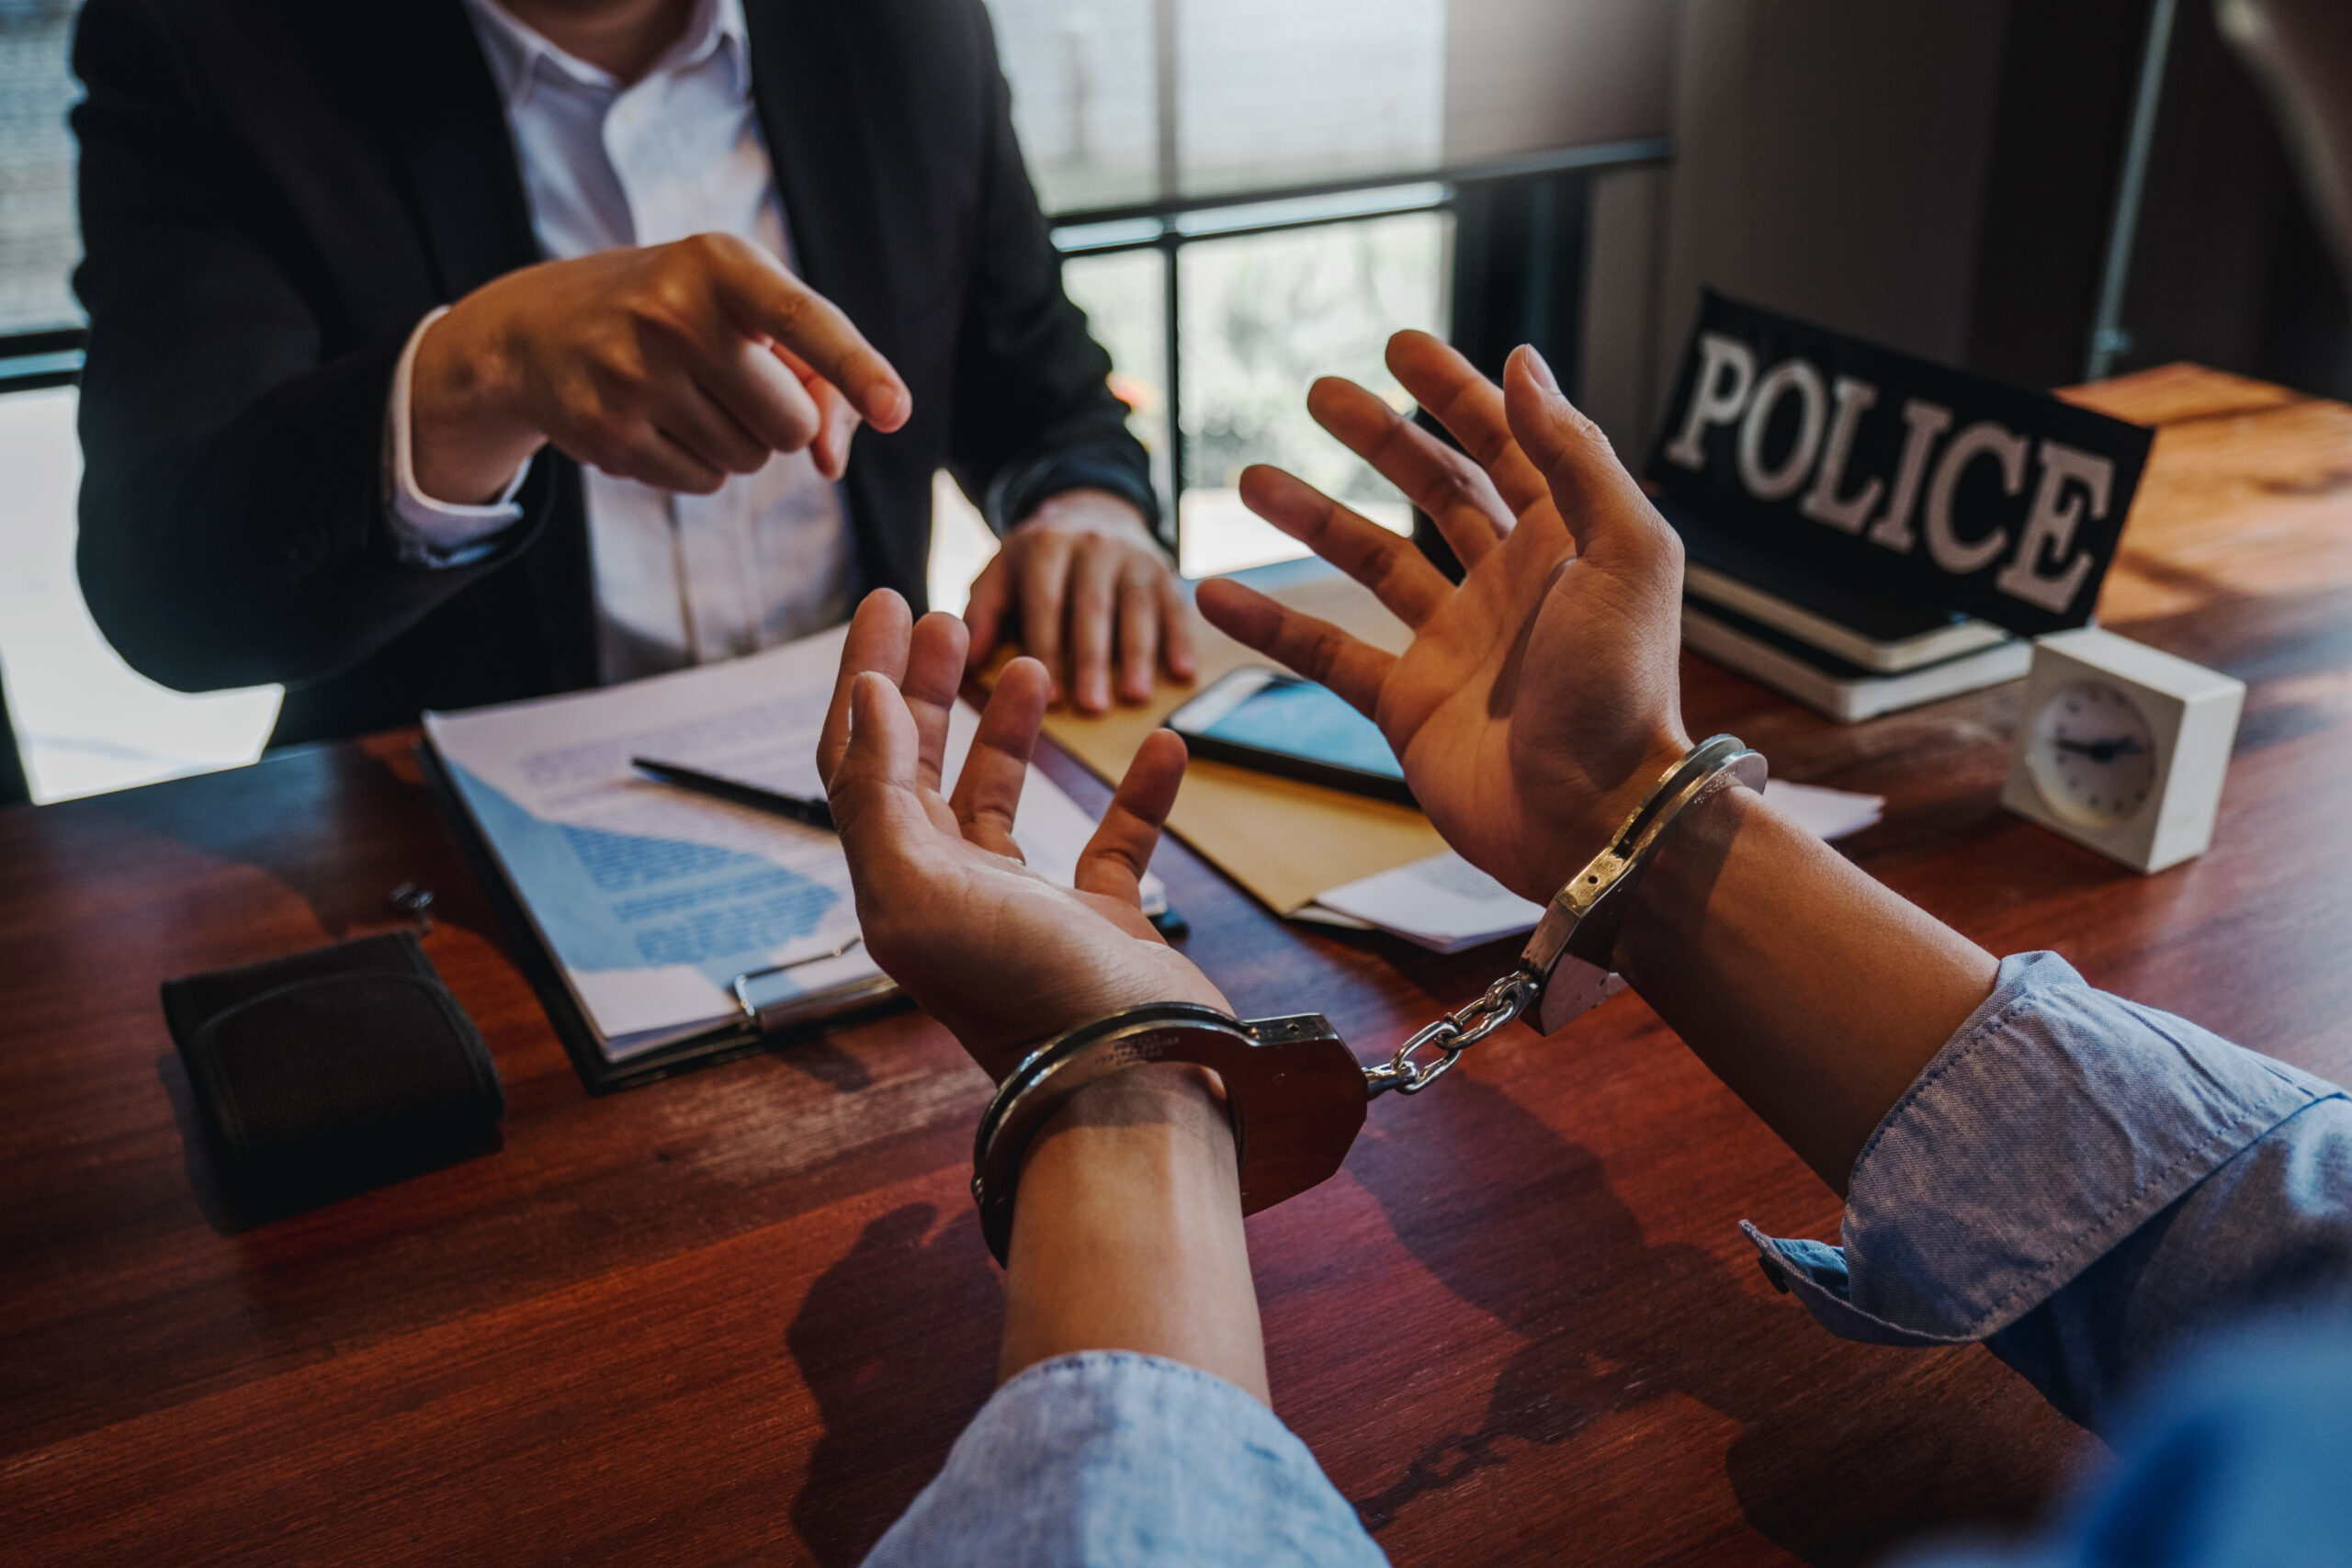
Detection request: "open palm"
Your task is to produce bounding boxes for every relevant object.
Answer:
[1196,333,1690,905]
[820,593,1227,1078]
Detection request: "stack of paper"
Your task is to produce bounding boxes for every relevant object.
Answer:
[1762,777,1885,840]
[1304,853,1542,952]
[1287,780,1884,953]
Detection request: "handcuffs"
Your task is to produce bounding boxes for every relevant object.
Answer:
[971,735,1767,1265]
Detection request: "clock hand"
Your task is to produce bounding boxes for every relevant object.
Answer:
[2053,737,2147,762]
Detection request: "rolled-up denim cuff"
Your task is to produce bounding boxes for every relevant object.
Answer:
[864,1350,1385,1568]
[1746,951,2341,1345]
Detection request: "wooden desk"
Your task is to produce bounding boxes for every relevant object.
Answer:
[6,365,2349,1565]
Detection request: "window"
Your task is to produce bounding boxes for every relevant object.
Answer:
[0,0,82,337]
[991,0,1668,212]
[2,0,1668,801]
[990,0,1670,572]
[0,387,280,802]
[0,0,281,802]
[1056,196,1453,578]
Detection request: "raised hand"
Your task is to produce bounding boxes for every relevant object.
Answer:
[1195,331,1690,904]
[819,591,1227,1077]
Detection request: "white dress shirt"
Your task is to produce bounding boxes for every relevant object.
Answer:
[384,0,854,683]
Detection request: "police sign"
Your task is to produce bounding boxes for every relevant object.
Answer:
[1645,292,2154,637]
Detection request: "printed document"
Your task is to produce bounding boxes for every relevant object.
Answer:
[425,626,1160,1061]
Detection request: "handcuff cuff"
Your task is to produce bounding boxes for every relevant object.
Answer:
[971,734,1768,1265]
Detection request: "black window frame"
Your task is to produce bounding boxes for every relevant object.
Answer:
[0,143,1672,531]
[1045,138,1668,557]
[0,327,83,393]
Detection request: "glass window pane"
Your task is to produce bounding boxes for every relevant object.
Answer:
[989,0,1160,214]
[1176,0,1442,199]
[0,1,85,335]
[1059,246,1174,514]
[1176,210,1448,577]
[988,0,1670,214]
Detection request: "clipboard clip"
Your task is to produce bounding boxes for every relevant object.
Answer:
[729,936,867,1035]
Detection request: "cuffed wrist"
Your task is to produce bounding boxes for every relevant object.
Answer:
[1035,1061,1230,1146]
[1519,728,1702,911]
[1574,729,1702,872]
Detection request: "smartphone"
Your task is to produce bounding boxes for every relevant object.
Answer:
[1165,669,1414,805]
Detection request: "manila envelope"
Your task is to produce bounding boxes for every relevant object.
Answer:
[1023,557,1449,917]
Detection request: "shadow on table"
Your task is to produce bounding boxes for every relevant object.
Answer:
[1341,1073,2065,1566]
[76,739,473,942]
[102,735,886,1099]
[786,1200,1003,1566]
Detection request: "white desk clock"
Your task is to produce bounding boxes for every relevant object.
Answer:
[2000,626,2245,874]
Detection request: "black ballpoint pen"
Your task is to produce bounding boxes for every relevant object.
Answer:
[630,756,836,830]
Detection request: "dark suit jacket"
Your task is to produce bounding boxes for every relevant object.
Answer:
[72,0,1152,745]
[0,679,28,806]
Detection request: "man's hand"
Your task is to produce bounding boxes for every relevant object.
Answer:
[820,590,1225,1078]
[963,489,1196,713]
[410,231,910,505]
[1208,333,2003,1196]
[1196,332,1690,904]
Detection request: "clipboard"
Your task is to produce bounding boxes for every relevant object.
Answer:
[417,739,907,1094]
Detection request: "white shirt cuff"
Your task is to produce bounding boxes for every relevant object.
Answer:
[383,306,532,567]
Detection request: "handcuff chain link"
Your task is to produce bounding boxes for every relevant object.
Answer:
[1358,736,1765,1105]
[1363,970,1539,1098]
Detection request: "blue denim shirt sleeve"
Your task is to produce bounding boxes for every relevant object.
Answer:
[1889,1317,2352,1568]
[1746,951,2352,1427]
[861,1351,1388,1568]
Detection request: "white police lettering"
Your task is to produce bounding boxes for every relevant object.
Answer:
[1652,298,2151,634]
[1924,421,2030,575]
[1663,333,1757,470]
[1864,397,1954,554]
[1996,440,2115,615]
[1797,375,1883,534]
[1736,358,1828,502]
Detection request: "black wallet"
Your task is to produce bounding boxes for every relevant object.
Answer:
[162,931,503,1210]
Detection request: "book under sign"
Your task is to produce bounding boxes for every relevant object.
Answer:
[1645,293,2154,721]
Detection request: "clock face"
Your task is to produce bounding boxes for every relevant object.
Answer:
[2027,680,2158,829]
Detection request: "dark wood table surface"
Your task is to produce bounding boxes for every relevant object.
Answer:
[6,364,2351,1566]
